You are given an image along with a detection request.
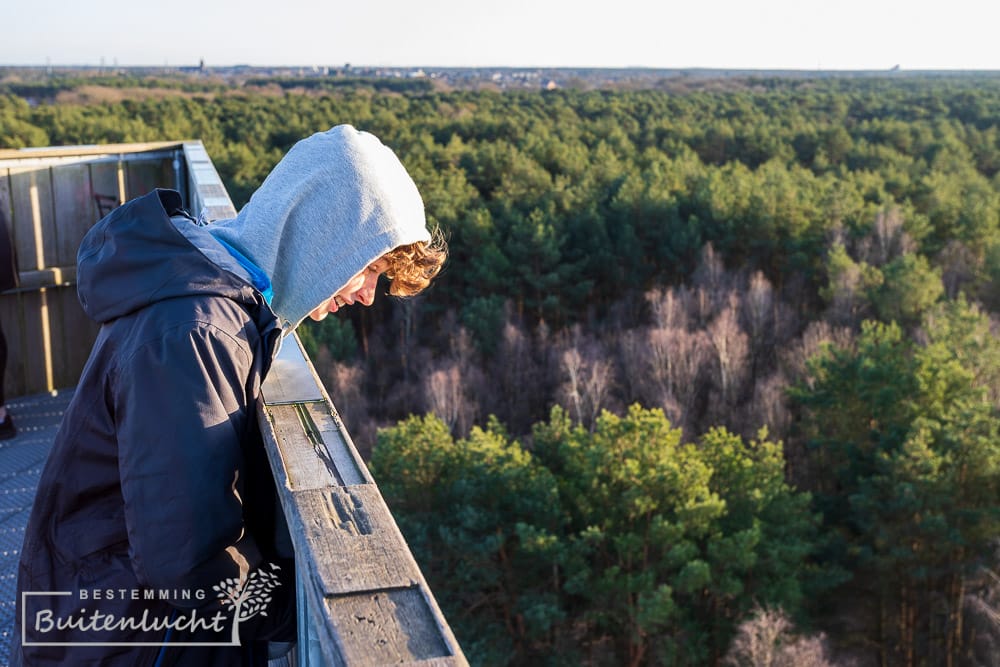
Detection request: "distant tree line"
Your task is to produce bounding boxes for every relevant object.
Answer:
[2,76,1000,665]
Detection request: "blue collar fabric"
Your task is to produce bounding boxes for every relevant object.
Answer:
[212,236,274,304]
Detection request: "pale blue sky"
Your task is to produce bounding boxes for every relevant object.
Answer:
[2,0,998,70]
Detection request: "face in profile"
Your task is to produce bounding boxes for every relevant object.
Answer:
[308,259,389,321]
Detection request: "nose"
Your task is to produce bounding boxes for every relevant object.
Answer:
[357,274,378,306]
[357,285,375,306]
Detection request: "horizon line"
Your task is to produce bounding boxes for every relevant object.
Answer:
[4,63,1000,74]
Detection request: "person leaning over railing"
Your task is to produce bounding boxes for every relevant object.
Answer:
[12,125,446,667]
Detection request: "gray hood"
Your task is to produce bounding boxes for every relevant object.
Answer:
[208,125,431,330]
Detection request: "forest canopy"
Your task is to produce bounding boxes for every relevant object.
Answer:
[3,73,1000,665]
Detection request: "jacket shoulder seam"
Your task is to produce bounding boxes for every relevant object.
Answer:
[117,318,254,372]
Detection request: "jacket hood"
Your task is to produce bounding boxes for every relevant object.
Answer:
[207,124,431,330]
[77,189,271,326]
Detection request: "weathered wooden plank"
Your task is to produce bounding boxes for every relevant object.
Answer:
[14,266,76,291]
[267,403,342,490]
[304,401,368,486]
[45,285,76,390]
[8,164,93,392]
[51,285,94,389]
[50,163,94,266]
[0,141,183,161]
[0,168,13,248]
[9,166,58,270]
[17,289,52,393]
[89,161,122,220]
[266,403,367,489]
[0,293,25,398]
[281,485,467,666]
[294,485,424,596]
[125,158,173,200]
[324,587,453,665]
[261,334,371,489]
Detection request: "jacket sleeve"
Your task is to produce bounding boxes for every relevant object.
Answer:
[114,320,265,602]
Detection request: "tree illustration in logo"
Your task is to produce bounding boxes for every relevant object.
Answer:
[212,562,283,645]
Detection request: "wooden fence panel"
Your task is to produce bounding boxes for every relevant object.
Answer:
[89,160,123,218]
[9,167,57,270]
[0,293,25,399]
[126,158,174,201]
[0,169,12,241]
[49,286,93,390]
[0,170,20,399]
[14,290,50,393]
[51,163,94,266]
[47,164,96,389]
[0,149,189,397]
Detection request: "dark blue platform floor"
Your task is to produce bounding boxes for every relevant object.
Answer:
[0,390,73,667]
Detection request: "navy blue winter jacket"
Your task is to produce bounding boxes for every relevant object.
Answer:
[14,190,293,666]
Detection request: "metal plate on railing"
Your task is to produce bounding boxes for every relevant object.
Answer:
[262,335,325,405]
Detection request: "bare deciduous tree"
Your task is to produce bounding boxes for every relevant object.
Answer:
[963,543,1000,667]
[743,270,778,385]
[647,286,689,331]
[750,371,792,442]
[558,340,616,431]
[487,319,553,434]
[648,326,709,422]
[692,242,728,293]
[617,329,648,405]
[425,363,467,433]
[422,327,483,437]
[324,361,377,458]
[707,294,750,409]
[825,252,866,326]
[724,605,839,667]
[744,271,775,347]
[690,244,733,327]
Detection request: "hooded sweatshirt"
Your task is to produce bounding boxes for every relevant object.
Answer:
[208,124,431,331]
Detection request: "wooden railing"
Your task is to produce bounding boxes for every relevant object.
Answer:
[260,336,466,666]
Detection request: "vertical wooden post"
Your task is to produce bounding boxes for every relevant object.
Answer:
[116,158,127,204]
[28,171,54,392]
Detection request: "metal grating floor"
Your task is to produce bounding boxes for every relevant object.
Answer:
[0,389,73,667]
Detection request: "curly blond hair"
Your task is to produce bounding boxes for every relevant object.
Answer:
[382,227,448,297]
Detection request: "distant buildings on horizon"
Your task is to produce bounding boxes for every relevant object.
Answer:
[3,63,1000,93]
